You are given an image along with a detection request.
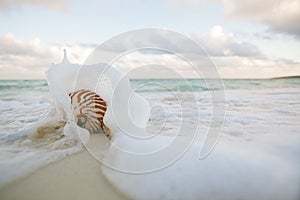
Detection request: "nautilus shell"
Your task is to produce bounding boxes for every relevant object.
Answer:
[69,89,111,139]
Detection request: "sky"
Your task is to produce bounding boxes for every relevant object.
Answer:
[0,0,299,79]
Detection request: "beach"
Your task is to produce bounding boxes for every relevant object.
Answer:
[0,148,127,200]
[0,78,299,200]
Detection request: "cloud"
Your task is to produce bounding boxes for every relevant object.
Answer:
[0,33,52,57]
[0,33,94,79]
[0,0,72,11]
[192,25,262,57]
[95,27,300,79]
[110,50,198,79]
[97,27,262,59]
[99,29,191,54]
[189,26,300,78]
[212,56,300,79]
[0,30,299,79]
[218,0,300,39]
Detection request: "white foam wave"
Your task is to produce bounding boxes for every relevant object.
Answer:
[0,98,81,187]
[46,51,150,140]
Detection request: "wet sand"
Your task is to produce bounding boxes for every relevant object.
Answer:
[0,148,127,200]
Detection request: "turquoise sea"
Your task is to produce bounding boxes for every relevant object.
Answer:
[0,78,299,97]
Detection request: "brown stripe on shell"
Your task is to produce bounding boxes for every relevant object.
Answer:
[69,89,111,139]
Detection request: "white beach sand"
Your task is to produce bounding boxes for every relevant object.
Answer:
[0,148,127,200]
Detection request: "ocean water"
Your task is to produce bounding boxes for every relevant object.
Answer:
[0,78,300,199]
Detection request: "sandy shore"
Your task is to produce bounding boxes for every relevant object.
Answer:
[0,148,127,200]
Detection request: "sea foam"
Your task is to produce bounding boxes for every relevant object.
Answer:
[47,53,300,200]
[46,50,150,140]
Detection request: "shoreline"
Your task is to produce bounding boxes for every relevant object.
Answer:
[0,148,127,200]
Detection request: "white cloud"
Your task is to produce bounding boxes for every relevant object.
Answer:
[98,27,262,59]
[0,29,299,79]
[0,0,72,11]
[213,56,300,79]
[189,25,300,78]
[111,50,196,79]
[99,29,191,54]
[0,33,51,57]
[96,39,300,79]
[192,25,262,57]
[0,33,94,79]
[218,0,300,39]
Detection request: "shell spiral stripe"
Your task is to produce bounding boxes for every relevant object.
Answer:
[69,89,107,134]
